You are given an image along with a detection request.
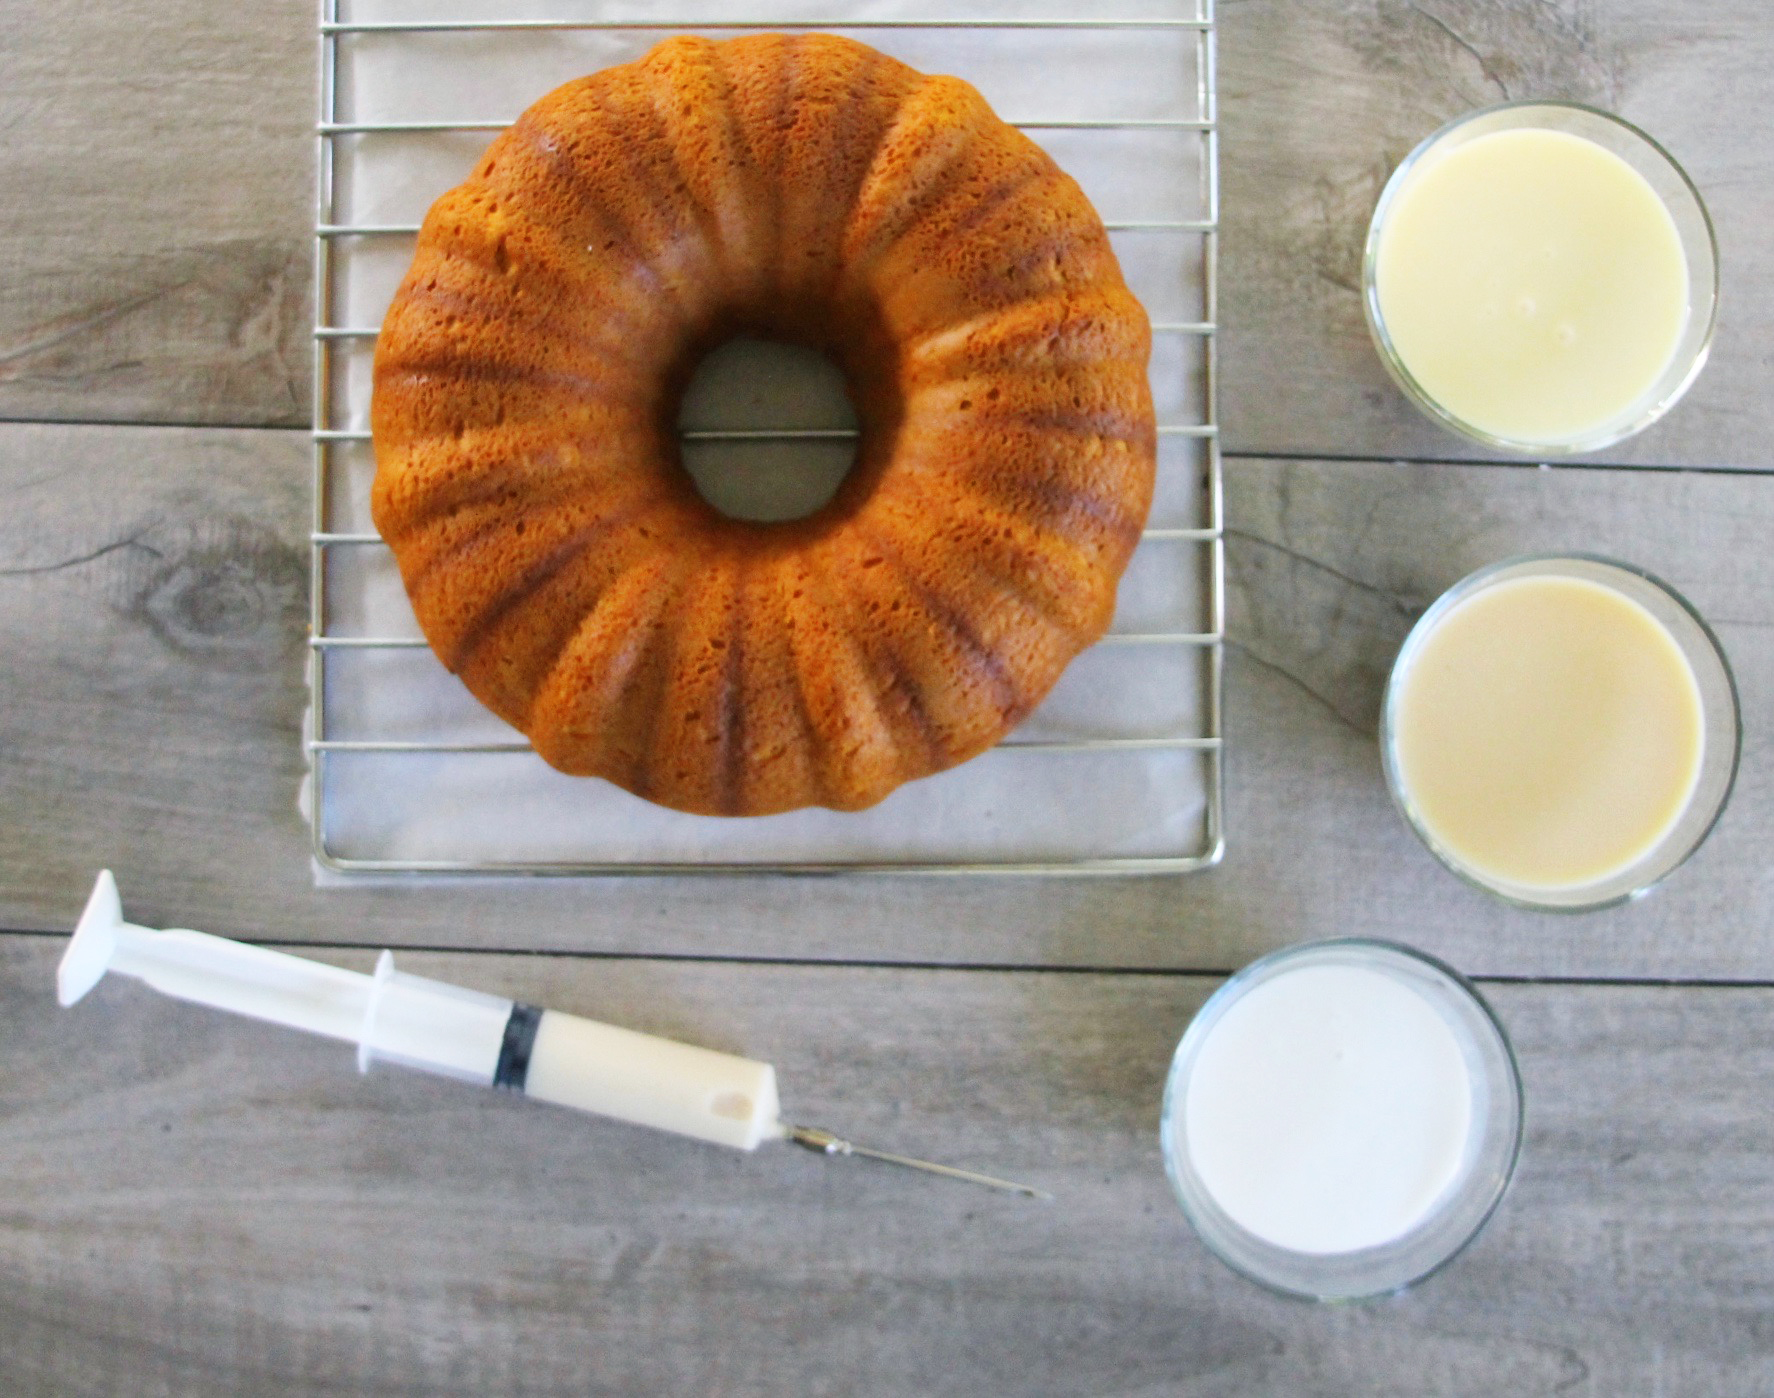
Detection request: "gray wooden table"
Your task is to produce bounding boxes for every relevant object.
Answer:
[2,2,1770,1393]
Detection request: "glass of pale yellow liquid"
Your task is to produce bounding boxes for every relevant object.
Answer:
[1364,103,1717,454]
[1382,557,1739,911]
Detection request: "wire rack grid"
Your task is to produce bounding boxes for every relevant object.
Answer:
[309,2,1224,875]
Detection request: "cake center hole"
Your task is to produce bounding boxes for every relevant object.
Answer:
[677,338,859,522]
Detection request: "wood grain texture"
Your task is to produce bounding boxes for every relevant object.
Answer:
[5,0,1772,471]
[1213,454,1774,978]
[1,422,1769,979]
[1220,0,1774,468]
[3,937,1771,1397]
[0,0,312,427]
[1,5,1768,1390]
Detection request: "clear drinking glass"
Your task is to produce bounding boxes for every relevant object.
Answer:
[1381,555,1740,911]
[1161,939,1523,1301]
[1363,102,1718,455]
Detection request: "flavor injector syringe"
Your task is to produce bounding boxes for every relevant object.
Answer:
[56,872,1047,1198]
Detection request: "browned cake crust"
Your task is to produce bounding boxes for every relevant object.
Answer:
[371,33,1156,817]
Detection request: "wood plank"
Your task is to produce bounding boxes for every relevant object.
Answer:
[1215,453,1774,979]
[1221,0,1774,468]
[0,0,312,427]
[3,937,1771,1395]
[2,422,1771,978]
[5,0,1772,473]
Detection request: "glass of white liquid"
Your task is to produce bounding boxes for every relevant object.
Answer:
[1363,102,1717,454]
[1383,556,1740,911]
[1162,939,1522,1301]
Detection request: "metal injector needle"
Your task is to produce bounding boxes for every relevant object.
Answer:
[783,1125,1053,1199]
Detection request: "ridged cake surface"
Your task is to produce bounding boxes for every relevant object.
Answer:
[371,33,1156,816]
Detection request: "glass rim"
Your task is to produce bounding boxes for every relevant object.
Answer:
[1160,937,1524,1302]
[1362,100,1720,456]
[1380,553,1743,913]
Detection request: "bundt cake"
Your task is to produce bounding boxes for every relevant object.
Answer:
[370,33,1156,817]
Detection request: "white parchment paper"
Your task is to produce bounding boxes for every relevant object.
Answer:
[313,0,1214,870]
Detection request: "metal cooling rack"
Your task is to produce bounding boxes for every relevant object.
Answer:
[310,2,1224,875]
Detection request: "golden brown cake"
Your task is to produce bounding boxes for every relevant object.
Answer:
[370,33,1156,817]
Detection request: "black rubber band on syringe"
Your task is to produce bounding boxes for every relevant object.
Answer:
[494,1003,544,1091]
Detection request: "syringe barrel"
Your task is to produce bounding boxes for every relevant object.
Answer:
[360,966,781,1149]
[357,955,512,1085]
[506,1008,782,1152]
[359,974,780,1148]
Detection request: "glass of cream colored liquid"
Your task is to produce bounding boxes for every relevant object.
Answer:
[1364,103,1718,453]
[1162,940,1522,1301]
[1384,557,1740,911]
